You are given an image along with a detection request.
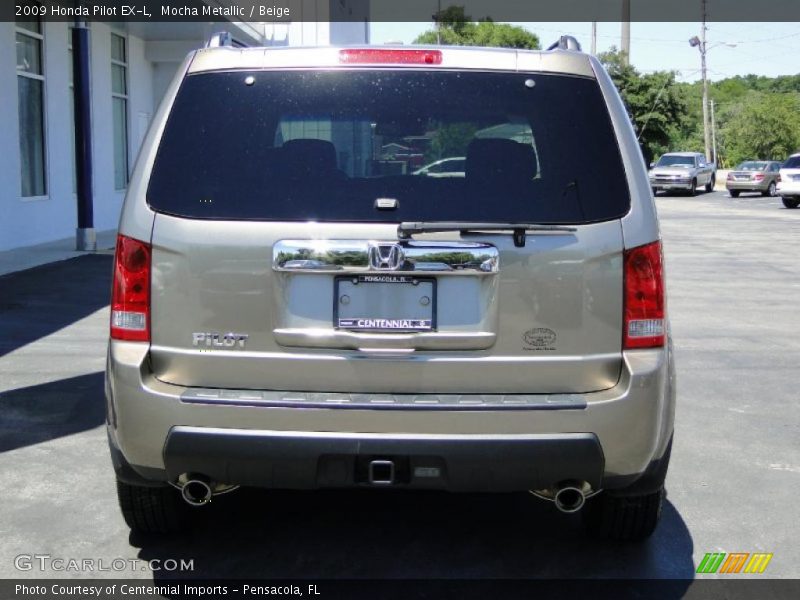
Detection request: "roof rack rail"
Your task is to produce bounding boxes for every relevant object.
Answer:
[206,31,233,48]
[547,35,582,52]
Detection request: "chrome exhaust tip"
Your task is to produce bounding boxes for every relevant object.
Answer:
[181,477,213,507]
[553,484,586,513]
[530,480,595,513]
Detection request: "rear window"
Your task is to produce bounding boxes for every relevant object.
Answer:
[657,155,695,167]
[783,156,800,169]
[147,70,630,224]
[737,161,767,171]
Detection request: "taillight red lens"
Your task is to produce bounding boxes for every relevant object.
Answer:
[726,173,734,180]
[339,49,442,65]
[623,241,665,349]
[110,234,151,342]
[753,173,765,181]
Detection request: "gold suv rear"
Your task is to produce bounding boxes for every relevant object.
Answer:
[107,37,675,541]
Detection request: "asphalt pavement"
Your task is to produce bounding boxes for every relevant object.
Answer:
[0,189,798,582]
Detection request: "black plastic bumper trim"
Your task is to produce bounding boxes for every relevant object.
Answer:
[163,427,604,492]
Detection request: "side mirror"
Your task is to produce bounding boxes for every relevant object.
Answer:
[649,162,655,169]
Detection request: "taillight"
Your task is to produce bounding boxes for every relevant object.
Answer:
[110,234,151,342]
[623,241,665,349]
[339,48,442,65]
[753,173,765,181]
[726,172,734,180]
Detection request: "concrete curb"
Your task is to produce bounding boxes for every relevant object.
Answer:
[0,229,117,277]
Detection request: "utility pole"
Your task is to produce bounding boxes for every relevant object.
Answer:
[591,21,597,55]
[690,2,734,163]
[436,0,441,44]
[621,0,630,63]
[699,0,712,162]
[711,99,718,166]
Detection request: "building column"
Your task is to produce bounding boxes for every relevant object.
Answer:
[72,18,95,251]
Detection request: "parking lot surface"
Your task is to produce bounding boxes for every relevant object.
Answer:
[0,190,798,580]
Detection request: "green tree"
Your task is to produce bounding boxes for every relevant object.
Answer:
[428,122,477,162]
[719,93,800,165]
[671,73,800,166]
[413,7,540,49]
[599,48,688,163]
[413,9,539,165]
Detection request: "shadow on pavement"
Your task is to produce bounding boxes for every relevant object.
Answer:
[0,252,696,590]
[134,486,694,584]
[0,371,105,452]
[0,254,113,358]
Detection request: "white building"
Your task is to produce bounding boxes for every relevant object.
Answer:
[1,1,368,252]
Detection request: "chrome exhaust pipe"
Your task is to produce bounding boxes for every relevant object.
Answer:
[553,483,586,513]
[181,476,213,507]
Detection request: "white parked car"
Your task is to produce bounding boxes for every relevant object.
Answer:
[413,157,466,177]
[777,153,800,208]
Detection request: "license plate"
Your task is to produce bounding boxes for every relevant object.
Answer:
[334,275,436,331]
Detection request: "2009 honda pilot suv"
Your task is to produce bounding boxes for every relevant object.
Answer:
[108,39,675,541]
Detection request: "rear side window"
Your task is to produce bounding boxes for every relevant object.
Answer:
[783,156,800,168]
[148,70,630,224]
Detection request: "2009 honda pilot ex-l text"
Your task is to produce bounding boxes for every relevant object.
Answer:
[107,39,675,541]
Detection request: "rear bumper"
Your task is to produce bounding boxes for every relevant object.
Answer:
[726,180,768,192]
[651,181,692,191]
[777,181,800,196]
[162,428,604,492]
[106,340,675,493]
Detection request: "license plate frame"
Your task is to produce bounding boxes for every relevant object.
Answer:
[333,275,437,332]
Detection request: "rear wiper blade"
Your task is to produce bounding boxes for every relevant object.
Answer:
[397,222,577,248]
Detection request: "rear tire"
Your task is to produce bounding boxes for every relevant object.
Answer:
[764,182,776,197]
[782,197,800,209]
[116,478,192,534]
[729,190,740,198]
[705,176,714,193]
[583,486,664,541]
[689,179,697,196]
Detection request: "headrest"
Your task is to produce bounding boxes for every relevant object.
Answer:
[282,138,339,175]
[466,138,536,184]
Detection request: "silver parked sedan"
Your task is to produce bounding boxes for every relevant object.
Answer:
[725,160,782,197]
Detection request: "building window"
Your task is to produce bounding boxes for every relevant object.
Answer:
[16,9,47,197]
[111,32,129,190]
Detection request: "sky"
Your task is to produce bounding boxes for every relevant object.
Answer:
[370,22,800,83]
